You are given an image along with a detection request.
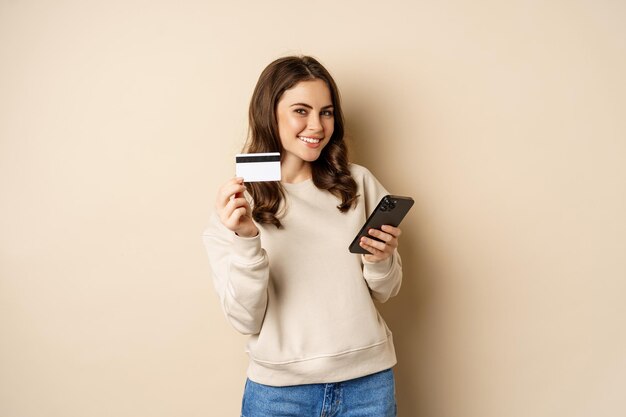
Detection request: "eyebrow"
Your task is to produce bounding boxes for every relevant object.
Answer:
[290,103,334,110]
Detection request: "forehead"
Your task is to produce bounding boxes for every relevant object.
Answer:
[279,79,332,105]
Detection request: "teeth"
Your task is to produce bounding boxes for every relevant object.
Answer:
[299,136,321,143]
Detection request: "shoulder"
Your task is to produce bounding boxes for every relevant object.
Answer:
[348,163,389,207]
[348,163,383,188]
[348,163,376,182]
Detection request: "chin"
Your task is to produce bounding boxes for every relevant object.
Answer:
[301,152,323,162]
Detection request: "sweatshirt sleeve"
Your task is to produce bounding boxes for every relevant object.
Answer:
[362,250,403,303]
[357,165,404,303]
[201,212,269,335]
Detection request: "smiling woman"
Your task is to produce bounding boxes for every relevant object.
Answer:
[244,56,356,229]
[276,79,335,182]
[202,56,404,417]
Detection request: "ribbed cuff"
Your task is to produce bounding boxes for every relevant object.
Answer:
[362,253,394,279]
[232,233,264,263]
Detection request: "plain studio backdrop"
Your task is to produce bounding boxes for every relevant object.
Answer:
[1,1,625,416]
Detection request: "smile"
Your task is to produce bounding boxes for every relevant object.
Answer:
[298,136,322,144]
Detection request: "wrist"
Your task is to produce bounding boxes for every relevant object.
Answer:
[235,226,259,238]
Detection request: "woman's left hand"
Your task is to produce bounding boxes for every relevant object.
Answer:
[360,225,402,263]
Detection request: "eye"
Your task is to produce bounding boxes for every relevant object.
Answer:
[321,109,334,117]
[294,108,308,115]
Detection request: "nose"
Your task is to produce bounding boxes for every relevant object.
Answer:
[307,113,323,133]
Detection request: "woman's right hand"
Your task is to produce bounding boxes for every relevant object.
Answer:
[215,177,259,238]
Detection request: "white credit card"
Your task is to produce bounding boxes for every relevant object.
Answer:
[235,152,281,182]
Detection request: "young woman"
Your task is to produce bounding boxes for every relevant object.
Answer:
[203,56,403,417]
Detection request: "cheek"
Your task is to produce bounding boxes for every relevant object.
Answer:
[287,116,306,132]
[324,119,335,136]
[279,114,304,137]
[276,124,291,147]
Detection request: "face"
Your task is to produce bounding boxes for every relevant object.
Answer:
[275,79,335,169]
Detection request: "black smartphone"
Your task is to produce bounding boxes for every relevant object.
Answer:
[349,195,414,254]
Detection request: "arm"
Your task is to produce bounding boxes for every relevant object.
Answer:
[355,165,404,303]
[360,225,403,303]
[202,213,269,335]
[201,177,268,335]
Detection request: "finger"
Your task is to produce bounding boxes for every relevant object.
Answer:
[367,228,393,243]
[221,208,245,230]
[227,206,248,225]
[360,236,390,253]
[217,181,247,209]
[380,225,402,237]
[225,182,246,200]
[360,243,393,264]
[220,197,249,223]
[224,197,251,216]
[360,240,384,256]
[366,230,398,250]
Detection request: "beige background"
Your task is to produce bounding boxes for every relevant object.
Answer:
[1,0,625,416]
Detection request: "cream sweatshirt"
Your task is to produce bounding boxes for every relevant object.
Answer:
[202,164,402,386]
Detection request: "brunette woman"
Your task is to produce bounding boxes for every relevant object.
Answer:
[203,56,403,417]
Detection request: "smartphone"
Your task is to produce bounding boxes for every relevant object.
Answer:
[349,195,414,255]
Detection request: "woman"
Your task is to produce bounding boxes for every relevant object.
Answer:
[203,55,403,417]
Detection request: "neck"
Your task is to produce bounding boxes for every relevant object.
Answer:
[281,159,312,184]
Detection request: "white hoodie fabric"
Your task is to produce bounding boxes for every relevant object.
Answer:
[202,164,402,386]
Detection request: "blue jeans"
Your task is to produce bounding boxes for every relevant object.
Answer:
[241,368,397,417]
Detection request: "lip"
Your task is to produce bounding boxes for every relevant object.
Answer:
[298,135,323,148]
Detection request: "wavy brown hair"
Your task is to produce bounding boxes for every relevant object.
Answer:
[243,55,358,228]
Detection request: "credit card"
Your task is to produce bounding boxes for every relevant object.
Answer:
[235,152,281,182]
